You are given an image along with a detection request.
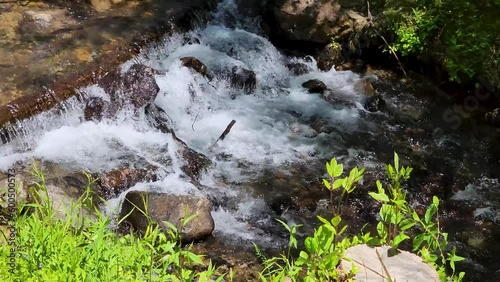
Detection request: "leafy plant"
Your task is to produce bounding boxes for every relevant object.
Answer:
[368,152,415,249]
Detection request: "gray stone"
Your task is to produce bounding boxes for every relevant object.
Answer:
[340,244,439,281]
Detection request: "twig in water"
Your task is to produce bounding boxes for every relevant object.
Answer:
[192,111,200,131]
[208,119,236,150]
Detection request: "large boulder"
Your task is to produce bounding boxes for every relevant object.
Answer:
[265,0,369,44]
[119,191,215,242]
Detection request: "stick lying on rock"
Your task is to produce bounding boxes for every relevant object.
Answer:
[209,119,236,150]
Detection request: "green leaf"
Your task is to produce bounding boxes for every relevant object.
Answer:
[394,152,399,172]
[413,233,425,251]
[326,161,333,177]
[432,196,439,207]
[424,205,437,224]
[376,180,384,193]
[323,178,331,190]
[187,252,204,265]
[332,178,344,189]
[393,232,409,247]
[399,218,416,230]
[276,218,291,232]
[368,192,390,202]
[317,215,330,226]
[334,163,343,177]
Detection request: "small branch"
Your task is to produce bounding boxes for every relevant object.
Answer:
[209,120,236,150]
[376,248,393,282]
[366,1,408,77]
[191,111,200,131]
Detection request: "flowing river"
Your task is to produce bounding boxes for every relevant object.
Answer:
[0,1,499,280]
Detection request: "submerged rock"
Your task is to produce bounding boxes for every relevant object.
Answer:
[363,95,386,112]
[302,79,327,94]
[286,62,312,76]
[119,191,214,242]
[229,66,257,94]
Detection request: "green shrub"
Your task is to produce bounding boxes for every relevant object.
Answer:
[379,0,500,87]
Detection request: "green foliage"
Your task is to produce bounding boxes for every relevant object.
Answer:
[256,153,466,282]
[368,152,415,249]
[323,158,365,216]
[380,0,500,86]
[0,168,227,282]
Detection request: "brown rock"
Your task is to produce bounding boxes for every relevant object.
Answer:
[353,77,376,97]
[97,166,158,198]
[19,11,54,35]
[268,0,369,44]
[302,79,327,94]
[90,0,112,12]
[74,48,94,62]
[119,191,215,242]
[180,57,209,77]
[85,64,160,121]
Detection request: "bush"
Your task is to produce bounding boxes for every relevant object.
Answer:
[378,0,500,87]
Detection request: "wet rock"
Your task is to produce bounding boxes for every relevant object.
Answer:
[316,42,344,71]
[321,89,357,109]
[119,191,214,242]
[353,77,376,97]
[302,79,327,94]
[173,133,213,180]
[180,57,209,77]
[484,108,500,127]
[85,64,160,121]
[96,166,158,199]
[265,0,369,44]
[229,66,257,94]
[83,96,110,121]
[289,122,317,138]
[90,0,123,12]
[19,11,54,36]
[286,62,311,75]
[120,64,160,108]
[335,59,366,73]
[363,95,386,112]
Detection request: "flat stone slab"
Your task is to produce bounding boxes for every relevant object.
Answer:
[340,244,439,282]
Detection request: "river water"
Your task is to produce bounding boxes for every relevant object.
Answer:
[0,0,499,280]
